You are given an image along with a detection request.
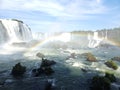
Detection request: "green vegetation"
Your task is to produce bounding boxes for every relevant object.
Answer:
[105,60,118,70]
[12,19,23,23]
[105,72,116,82]
[91,72,116,90]
[11,63,26,77]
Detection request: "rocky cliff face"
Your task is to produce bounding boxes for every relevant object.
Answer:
[0,19,33,44]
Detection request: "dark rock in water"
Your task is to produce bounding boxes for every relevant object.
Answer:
[81,68,88,72]
[0,81,5,87]
[41,58,56,67]
[105,60,118,70]
[44,67,54,75]
[36,53,45,58]
[82,53,97,62]
[11,63,26,77]
[32,58,55,77]
[111,57,120,61]
[45,82,52,90]
[32,68,43,77]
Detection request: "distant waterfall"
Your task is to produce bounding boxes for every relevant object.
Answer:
[105,30,108,40]
[88,32,103,48]
[0,19,33,44]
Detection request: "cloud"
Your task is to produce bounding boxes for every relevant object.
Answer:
[1,0,119,32]
[0,0,108,19]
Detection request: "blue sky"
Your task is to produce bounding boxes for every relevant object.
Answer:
[0,0,120,32]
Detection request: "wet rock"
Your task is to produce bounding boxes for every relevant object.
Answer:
[11,63,26,77]
[105,60,118,70]
[82,53,97,62]
[32,58,56,76]
[0,80,5,87]
[41,58,56,67]
[90,72,116,90]
[111,57,120,62]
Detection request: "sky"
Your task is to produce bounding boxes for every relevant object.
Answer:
[0,0,120,32]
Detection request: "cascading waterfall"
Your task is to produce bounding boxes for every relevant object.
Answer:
[32,32,44,40]
[105,30,108,40]
[0,19,33,45]
[88,32,103,48]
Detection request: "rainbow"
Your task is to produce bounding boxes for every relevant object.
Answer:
[24,33,119,55]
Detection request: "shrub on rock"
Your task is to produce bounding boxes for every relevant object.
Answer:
[11,63,26,77]
[105,60,118,70]
[91,72,116,90]
[105,72,116,82]
[36,53,45,58]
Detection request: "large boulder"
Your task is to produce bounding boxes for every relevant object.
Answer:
[41,58,56,67]
[11,63,26,77]
[82,53,97,62]
[32,58,56,76]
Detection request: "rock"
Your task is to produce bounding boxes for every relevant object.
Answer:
[45,82,52,90]
[32,58,55,77]
[41,58,56,67]
[81,68,87,72]
[0,78,7,86]
[11,63,26,77]
[44,67,54,75]
[82,53,97,62]
[36,53,45,58]
[90,72,116,90]
[111,57,120,61]
[105,60,118,70]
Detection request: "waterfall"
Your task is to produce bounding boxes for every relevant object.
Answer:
[105,30,108,40]
[0,19,32,45]
[88,32,103,48]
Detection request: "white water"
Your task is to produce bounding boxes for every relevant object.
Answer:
[0,19,120,90]
[88,32,103,48]
[0,19,32,44]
